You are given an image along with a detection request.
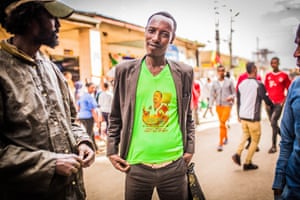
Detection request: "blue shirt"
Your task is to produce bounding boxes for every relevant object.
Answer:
[77,92,98,119]
[273,77,300,190]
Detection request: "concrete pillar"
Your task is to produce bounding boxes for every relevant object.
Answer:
[78,28,102,84]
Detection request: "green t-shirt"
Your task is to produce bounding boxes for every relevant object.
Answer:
[126,60,183,165]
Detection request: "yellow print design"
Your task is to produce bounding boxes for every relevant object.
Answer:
[142,90,171,129]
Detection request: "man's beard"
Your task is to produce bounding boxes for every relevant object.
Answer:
[33,18,59,49]
[34,32,58,48]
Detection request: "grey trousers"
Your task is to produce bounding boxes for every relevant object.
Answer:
[125,158,188,200]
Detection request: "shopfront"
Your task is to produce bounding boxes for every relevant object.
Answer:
[0,11,205,86]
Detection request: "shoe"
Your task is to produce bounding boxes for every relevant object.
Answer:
[223,138,228,145]
[217,145,223,152]
[268,147,277,154]
[243,163,258,171]
[232,153,241,166]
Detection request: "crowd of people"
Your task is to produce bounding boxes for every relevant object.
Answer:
[63,74,114,153]
[0,0,300,199]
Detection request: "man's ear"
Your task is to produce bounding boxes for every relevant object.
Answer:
[170,33,176,44]
[28,19,39,35]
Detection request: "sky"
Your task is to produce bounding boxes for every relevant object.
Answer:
[62,0,300,69]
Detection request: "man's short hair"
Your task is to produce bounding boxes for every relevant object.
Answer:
[246,62,256,74]
[146,11,177,33]
[217,65,225,72]
[103,82,109,89]
[271,56,280,63]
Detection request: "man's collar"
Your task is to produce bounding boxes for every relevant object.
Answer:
[0,39,35,64]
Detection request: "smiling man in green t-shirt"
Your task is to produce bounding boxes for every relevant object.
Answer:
[107,11,195,200]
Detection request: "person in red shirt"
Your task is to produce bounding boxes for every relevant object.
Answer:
[264,57,291,153]
[191,80,201,125]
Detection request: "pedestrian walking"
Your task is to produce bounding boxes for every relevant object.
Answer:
[191,79,201,125]
[202,77,214,118]
[264,57,291,153]
[98,82,113,138]
[232,62,273,170]
[106,11,195,200]
[272,24,300,200]
[236,68,262,151]
[209,65,235,152]
[77,82,100,151]
[0,1,95,199]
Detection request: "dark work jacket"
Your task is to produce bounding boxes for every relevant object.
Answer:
[0,39,93,200]
[106,56,195,159]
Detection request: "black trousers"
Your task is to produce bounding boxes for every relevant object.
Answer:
[266,104,283,147]
[125,158,188,200]
[79,118,97,150]
[101,112,110,134]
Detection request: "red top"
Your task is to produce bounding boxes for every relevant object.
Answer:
[264,71,291,104]
[191,81,201,109]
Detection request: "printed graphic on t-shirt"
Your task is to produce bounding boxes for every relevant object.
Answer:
[268,79,277,87]
[142,90,171,132]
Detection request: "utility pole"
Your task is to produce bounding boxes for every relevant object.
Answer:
[216,20,220,59]
[214,7,220,63]
[229,9,239,69]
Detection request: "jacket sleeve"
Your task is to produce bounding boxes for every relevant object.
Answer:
[259,82,273,107]
[236,88,240,117]
[106,66,123,156]
[183,68,195,154]
[272,80,297,190]
[68,95,94,150]
[0,91,58,194]
[230,80,236,98]
[0,69,91,195]
[56,65,94,150]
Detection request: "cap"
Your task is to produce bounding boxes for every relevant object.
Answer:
[5,0,74,18]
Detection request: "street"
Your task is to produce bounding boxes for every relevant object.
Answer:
[83,113,279,200]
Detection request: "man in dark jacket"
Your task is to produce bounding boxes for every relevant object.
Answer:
[0,1,95,199]
[107,11,195,200]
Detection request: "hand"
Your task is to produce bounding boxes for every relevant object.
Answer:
[226,96,234,102]
[183,153,193,165]
[108,154,130,172]
[78,143,95,168]
[55,153,83,176]
[273,189,282,200]
[273,189,282,196]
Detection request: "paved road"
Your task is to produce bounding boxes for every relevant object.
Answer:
[83,115,279,200]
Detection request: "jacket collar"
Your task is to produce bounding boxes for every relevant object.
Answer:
[0,39,37,64]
